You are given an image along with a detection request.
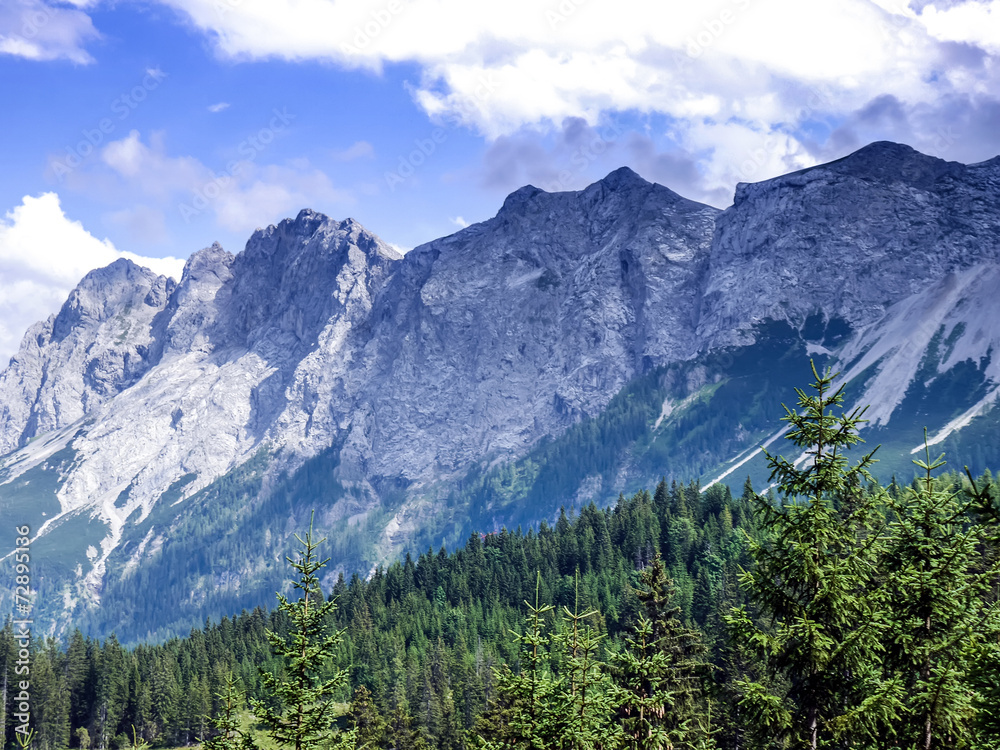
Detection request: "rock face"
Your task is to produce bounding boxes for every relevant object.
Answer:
[353,169,719,486]
[1,143,999,638]
[698,142,1000,346]
[0,260,175,455]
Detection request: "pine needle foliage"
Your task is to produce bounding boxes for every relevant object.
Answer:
[200,673,257,750]
[250,512,348,750]
[725,362,889,749]
[610,554,714,750]
[474,573,562,750]
[558,574,615,750]
[874,441,1000,748]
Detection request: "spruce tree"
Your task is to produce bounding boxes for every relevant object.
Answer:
[346,685,384,750]
[611,554,713,750]
[250,513,349,750]
[475,574,562,750]
[874,445,1000,748]
[725,362,888,748]
[558,574,614,750]
[201,673,256,750]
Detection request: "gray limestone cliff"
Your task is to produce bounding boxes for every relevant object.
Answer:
[1,142,999,636]
[697,141,1000,346]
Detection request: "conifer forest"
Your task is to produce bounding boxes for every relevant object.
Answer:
[3,367,999,749]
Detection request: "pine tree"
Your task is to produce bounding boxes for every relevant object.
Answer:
[201,673,256,750]
[611,555,713,750]
[32,641,71,750]
[725,362,889,749]
[475,574,562,750]
[250,513,349,750]
[95,635,128,750]
[186,674,212,745]
[874,444,1000,748]
[346,685,384,750]
[964,469,1000,747]
[557,574,614,750]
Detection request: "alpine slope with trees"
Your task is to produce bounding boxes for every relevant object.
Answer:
[4,142,1000,640]
[2,365,1000,748]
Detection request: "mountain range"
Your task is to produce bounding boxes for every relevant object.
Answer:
[2,140,998,642]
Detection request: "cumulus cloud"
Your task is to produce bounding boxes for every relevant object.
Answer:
[143,0,1000,199]
[11,0,1000,231]
[330,141,375,161]
[0,193,186,366]
[478,117,631,192]
[0,0,100,64]
[148,1,987,128]
[60,130,354,234]
[916,0,1000,52]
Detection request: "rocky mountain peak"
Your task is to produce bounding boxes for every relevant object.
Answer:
[226,211,399,350]
[0,258,176,453]
[5,141,1000,641]
[180,242,235,284]
[596,165,648,191]
[822,140,965,189]
[701,141,1000,347]
[498,184,545,216]
[52,259,174,342]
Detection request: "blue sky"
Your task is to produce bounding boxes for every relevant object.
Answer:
[1,0,999,362]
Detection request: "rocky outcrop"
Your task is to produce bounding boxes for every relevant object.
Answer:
[1,143,999,630]
[697,142,1000,346]
[0,259,175,455]
[354,168,719,484]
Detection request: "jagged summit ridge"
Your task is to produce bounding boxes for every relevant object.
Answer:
[821,140,965,189]
[0,260,175,455]
[702,142,1000,347]
[2,141,999,637]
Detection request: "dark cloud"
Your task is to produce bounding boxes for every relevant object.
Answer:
[910,0,989,11]
[857,94,909,126]
[937,40,988,70]
[623,133,729,205]
[478,117,630,194]
[803,92,1000,168]
[477,117,729,207]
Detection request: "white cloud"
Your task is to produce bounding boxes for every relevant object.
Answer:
[70,130,354,234]
[0,0,99,64]
[0,193,186,366]
[208,101,230,113]
[916,1,1000,51]
[211,164,351,232]
[147,0,984,135]
[450,216,469,229]
[681,120,817,196]
[105,204,169,245]
[330,140,375,161]
[141,0,1000,197]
